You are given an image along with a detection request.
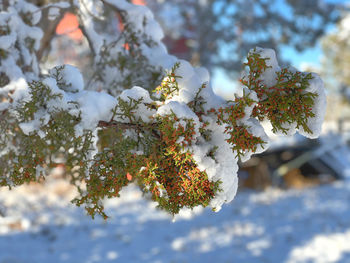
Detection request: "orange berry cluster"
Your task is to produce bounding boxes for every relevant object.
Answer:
[139,114,220,215]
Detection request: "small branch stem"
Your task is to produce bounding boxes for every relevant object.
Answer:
[98,120,160,139]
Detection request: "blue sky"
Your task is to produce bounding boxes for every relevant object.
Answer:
[281,45,322,69]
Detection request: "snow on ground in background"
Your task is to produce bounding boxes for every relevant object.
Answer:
[1,178,350,263]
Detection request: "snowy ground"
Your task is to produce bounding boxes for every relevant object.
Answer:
[1,176,350,263]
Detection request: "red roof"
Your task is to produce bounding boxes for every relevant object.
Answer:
[56,12,83,41]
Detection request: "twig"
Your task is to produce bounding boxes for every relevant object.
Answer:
[98,120,160,139]
[36,3,71,61]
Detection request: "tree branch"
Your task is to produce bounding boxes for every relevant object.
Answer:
[100,0,124,13]
[78,24,96,56]
[98,120,160,139]
[36,4,72,61]
[98,120,139,130]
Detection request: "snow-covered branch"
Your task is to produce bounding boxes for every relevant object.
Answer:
[0,0,326,219]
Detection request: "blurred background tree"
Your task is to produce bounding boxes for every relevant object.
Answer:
[322,11,350,92]
[37,0,347,90]
[145,0,343,78]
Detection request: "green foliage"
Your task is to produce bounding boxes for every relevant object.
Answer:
[154,62,181,100]
[211,90,265,160]
[73,128,141,219]
[113,96,144,122]
[16,81,63,121]
[242,50,317,134]
[91,29,163,95]
[0,81,94,188]
[208,51,318,160]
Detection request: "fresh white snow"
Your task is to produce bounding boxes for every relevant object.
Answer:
[0,177,350,263]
